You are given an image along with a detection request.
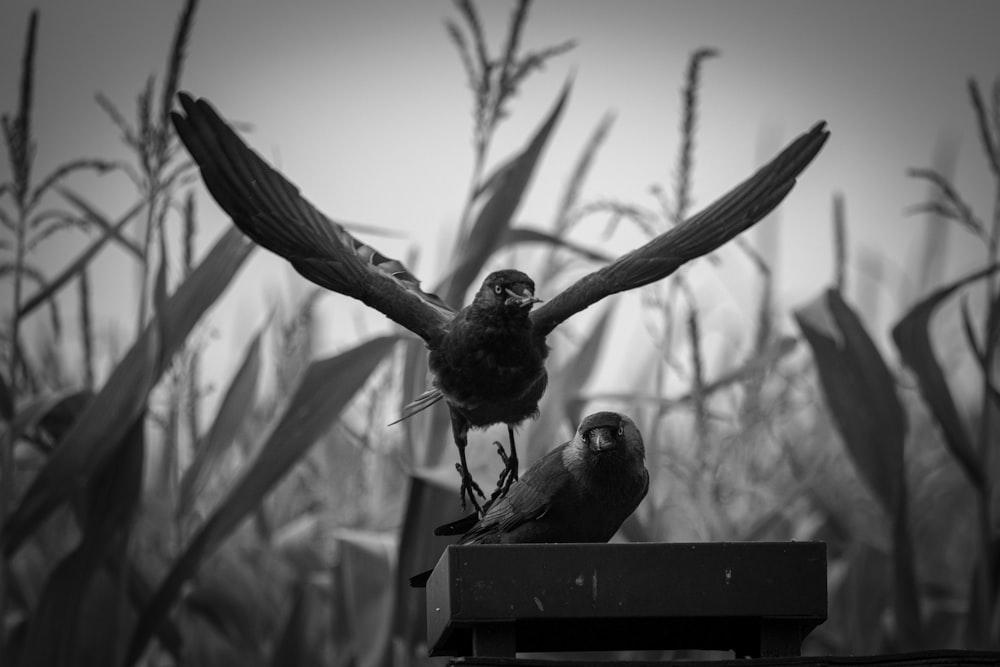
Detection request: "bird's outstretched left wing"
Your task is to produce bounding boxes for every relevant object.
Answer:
[530,121,830,338]
[172,93,454,344]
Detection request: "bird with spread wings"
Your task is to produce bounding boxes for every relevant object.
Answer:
[171,92,828,514]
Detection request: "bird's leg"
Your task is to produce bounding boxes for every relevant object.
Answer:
[454,461,484,515]
[494,425,519,499]
[493,440,510,467]
[489,441,510,504]
[507,425,519,481]
[450,413,484,515]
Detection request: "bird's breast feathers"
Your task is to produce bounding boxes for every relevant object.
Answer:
[430,314,547,405]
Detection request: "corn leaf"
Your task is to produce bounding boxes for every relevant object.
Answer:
[0,371,13,422]
[1,388,90,454]
[109,550,182,660]
[182,550,277,654]
[840,543,889,653]
[269,582,312,667]
[397,336,435,465]
[891,263,999,490]
[500,226,615,264]
[530,305,614,466]
[439,79,572,306]
[333,528,396,667]
[795,287,922,646]
[17,412,144,667]
[2,227,252,558]
[392,468,461,655]
[127,334,397,664]
[960,294,1000,410]
[178,328,263,517]
[795,288,906,515]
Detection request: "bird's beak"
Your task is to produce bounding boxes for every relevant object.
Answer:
[504,287,542,308]
[588,427,616,452]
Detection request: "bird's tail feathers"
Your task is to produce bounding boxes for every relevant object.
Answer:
[433,512,479,536]
[389,388,444,426]
[408,511,482,587]
[409,569,433,588]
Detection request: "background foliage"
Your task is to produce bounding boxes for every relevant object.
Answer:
[1,1,998,664]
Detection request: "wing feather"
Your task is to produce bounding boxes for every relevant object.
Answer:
[172,93,454,344]
[458,482,552,544]
[530,121,830,337]
[458,443,571,544]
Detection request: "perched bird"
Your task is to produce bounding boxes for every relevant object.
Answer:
[170,92,828,512]
[410,411,649,587]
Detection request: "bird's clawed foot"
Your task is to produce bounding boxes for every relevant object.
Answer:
[454,462,485,515]
[491,440,519,503]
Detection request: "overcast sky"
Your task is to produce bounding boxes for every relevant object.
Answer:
[2,1,997,397]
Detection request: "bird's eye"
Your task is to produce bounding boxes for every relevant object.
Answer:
[494,284,503,295]
[617,426,624,436]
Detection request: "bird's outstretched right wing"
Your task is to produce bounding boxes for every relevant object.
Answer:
[530,121,830,338]
[172,92,454,344]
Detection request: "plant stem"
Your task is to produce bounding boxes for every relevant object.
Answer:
[1,8,39,646]
[135,181,158,332]
[0,203,27,655]
[976,178,1000,646]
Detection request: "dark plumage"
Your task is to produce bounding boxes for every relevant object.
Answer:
[410,411,648,587]
[170,92,828,512]
[427,269,547,499]
[457,411,648,543]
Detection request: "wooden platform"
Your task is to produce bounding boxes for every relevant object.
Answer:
[450,650,1000,666]
[425,542,827,658]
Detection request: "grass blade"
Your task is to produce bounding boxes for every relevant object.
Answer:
[127,335,397,663]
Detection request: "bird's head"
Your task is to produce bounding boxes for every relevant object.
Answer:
[562,411,646,484]
[476,269,541,311]
[575,411,644,457]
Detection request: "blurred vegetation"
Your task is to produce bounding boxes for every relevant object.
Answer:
[1,0,998,664]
